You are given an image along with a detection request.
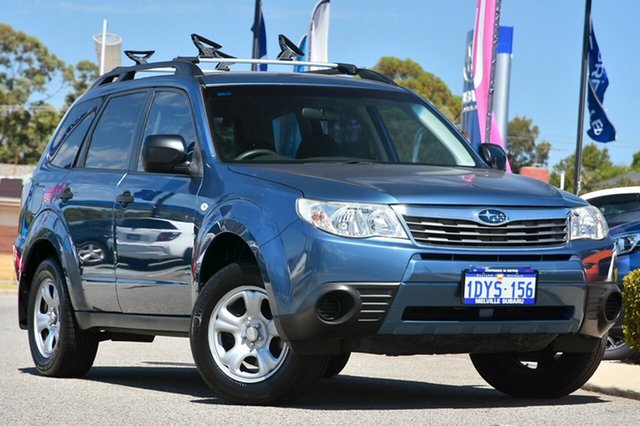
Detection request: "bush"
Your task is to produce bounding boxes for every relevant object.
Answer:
[623,269,640,352]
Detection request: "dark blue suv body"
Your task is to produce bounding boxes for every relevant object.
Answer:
[14,55,621,404]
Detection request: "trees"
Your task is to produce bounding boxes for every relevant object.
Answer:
[65,60,99,107]
[506,116,550,173]
[550,144,628,193]
[631,151,640,171]
[0,23,97,165]
[373,57,462,124]
[0,23,73,164]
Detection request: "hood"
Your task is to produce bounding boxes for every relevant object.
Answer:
[228,163,585,207]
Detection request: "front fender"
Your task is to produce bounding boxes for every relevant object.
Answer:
[194,198,293,300]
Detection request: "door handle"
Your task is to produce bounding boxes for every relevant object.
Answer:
[56,187,73,202]
[116,191,134,206]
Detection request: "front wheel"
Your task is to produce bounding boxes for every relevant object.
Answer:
[323,352,351,378]
[470,337,606,398]
[190,262,328,405]
[27,258,98,377]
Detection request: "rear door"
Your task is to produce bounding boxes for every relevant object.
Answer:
[63,91,148,312]
[114,89,201,315]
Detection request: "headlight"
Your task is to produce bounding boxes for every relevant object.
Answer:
[297,198,407,239]
[615,233,640,255]
[569,205,608,240]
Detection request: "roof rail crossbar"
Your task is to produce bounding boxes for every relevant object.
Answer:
[307,65,398,86]
[189,57,341,69]
[89,60,204,89]
[276,34,304,61]
[124,50,155,65]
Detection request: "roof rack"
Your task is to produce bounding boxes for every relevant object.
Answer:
[276,34,304,61]
[89,60,204,89]
[88,33,397,90]
[124,50,155,65]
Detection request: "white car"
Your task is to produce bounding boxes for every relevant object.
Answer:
[582,186,640,227]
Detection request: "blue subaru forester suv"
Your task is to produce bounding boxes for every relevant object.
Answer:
[14,36,622,404]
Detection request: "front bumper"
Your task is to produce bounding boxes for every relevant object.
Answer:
[265,221,621,354]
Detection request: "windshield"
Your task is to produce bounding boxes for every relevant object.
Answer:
[206,85,479,167]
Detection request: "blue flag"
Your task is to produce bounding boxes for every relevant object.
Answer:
[251,11,267,71]
[586,21,615,143]
[257,12,267,71]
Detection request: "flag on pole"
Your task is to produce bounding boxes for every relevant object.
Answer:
[308,0,330,64]
[257,12,267,71]
[251,11,268,71]
[251,0,267,71]
[586,20,615,142]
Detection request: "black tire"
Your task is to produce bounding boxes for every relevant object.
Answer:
[27,258,99,377]
[323,352,351,378]
[190,262,329,405]
[604,332,637,360]
[470,337,606,398]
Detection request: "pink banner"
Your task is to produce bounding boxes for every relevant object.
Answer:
[472,0,511,171]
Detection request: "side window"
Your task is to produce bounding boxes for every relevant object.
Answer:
[138,91,197,171]
[85,92,147,170]
[48,98,101,169]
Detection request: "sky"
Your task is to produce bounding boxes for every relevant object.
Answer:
[2,0,638,170]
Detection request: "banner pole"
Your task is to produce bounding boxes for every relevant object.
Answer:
[100,19,107,75]
[573,0,592,195]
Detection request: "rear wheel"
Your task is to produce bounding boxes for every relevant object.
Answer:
[470,337,606,398]
[190,262,328,405]
[27,258,98,377]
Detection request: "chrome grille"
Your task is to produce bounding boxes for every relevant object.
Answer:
[403,215,568,247]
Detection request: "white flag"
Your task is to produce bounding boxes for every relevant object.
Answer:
[308,0,330,64]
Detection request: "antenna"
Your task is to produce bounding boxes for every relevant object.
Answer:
[124,50,155,65]
[276,34,304,61]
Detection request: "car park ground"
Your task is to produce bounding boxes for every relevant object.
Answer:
[0,292,638,425]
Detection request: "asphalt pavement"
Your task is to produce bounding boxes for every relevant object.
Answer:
[1,292,639,425]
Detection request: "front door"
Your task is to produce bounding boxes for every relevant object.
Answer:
[114,90,201,315]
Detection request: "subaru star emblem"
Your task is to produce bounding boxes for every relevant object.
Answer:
[477,209,509,225]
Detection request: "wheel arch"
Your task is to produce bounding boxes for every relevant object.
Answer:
[197,231,260,290]
[18,210,86,329]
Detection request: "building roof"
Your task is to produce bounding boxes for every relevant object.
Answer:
[593,172,640,189]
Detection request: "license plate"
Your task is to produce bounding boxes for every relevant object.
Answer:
[463,268,537,305]
[126,233,141,242]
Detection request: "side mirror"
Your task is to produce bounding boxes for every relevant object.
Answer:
[479,143,507,171]
[142,135,190,174]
